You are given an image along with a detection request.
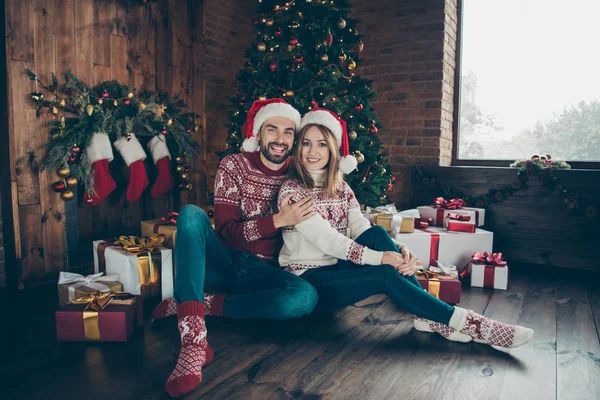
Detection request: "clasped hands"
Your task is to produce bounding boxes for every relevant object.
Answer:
[382,246,418,276]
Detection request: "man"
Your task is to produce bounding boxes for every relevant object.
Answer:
[159,98,318,397]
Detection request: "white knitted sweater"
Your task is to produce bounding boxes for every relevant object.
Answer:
[278,170,384,275]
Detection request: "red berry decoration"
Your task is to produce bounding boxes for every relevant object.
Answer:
[269,63,278,72]
[325,32,333,46]
[52,181,66,192]
[124,99,131,105]
[369,126,379,134]
[184,167,191,173]
[67,154,77,165]
[70,145,81,154]
[275,28,283,37]
[355,104,363,111]
[294,55,304,63]
[179,183,185,189]
[161,128,168,135]
[289,37,298,46]
[387,183,393,192]
[85,196,94,204]
[101,91,109,99]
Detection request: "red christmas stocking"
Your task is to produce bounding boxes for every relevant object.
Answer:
[148,135,174,198]
[84,132,116,206]
[113,133,149,202]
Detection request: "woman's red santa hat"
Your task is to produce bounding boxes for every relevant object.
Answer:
[242,98,302,152]
[300,107,358,174]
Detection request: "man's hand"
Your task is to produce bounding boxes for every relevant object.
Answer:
[397,246,418,276]
[273,194,314,228]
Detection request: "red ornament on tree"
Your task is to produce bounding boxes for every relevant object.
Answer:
[355,104,363,111]
[325,32,333,46]
[269,63,278,72]
[289,38,298,46]
[70,145,81,154]
[294,55,304,63]
[124,99,131,105]
[275,28,283,37]
[369,126,379,134]
[387,183,393,192]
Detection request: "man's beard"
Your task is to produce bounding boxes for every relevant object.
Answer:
[260,141,292,164]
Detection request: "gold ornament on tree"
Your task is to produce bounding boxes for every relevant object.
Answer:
[348,130,357,140]
[355,151,365,163]
[265,18,274,27]
[358,41,364,51]
[348,60,357,70]
[257,43,267,52]
[337,18,347,29]
[339,53,347,62]
[320,54,329,62]
[86,104,94,116]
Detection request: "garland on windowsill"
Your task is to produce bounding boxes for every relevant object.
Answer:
[416,155,596,220]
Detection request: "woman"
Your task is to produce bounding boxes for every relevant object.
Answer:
[278,107,533,348]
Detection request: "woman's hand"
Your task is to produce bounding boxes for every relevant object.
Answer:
[381,251,405,269]
[396,247,418,276]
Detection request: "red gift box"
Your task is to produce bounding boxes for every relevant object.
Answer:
[56,293,143,342]
[416,271,461,304]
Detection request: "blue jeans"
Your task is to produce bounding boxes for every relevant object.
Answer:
[175,205,318,319]
[301,226,455,325]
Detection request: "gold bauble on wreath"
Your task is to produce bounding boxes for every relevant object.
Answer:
[348,130,357,140]
[56,166,71,178]
[186,183,193,190]
[339,53,347,62]
[358,41,364,51]
[180,172,190,181]
[320,54,329,62]
[174,156,183,164]
[355,151,365,164]
[65,176,78,187]
[60,190,75,201]
[347,60,357,70]
[257,42,267,52]
[176,165,184,172]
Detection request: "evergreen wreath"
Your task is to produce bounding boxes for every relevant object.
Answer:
[26,69,200,198]
[416,155,596,219]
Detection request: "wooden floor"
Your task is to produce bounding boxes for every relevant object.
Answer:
[1,269,600,400]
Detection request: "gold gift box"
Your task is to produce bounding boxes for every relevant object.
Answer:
[374,214,415,233]
[141,219,177,249]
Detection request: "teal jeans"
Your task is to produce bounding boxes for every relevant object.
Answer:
[301,226,455,325]
[174,205,318,319]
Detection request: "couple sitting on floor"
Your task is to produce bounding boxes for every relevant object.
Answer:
[152,98,534,397]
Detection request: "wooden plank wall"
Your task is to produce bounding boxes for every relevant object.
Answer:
[412,166,600,272]
[3,0,207,288]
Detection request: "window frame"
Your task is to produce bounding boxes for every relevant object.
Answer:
[451,0,600,170]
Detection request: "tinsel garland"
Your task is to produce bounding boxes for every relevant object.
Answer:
[416,157,597,220]
[27,69,200,196]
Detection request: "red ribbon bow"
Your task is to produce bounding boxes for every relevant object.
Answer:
[471,251,507,267]
[446,213,471,221]
[433,197,466,210]
[159,211,179,224]
[415,217,432,228]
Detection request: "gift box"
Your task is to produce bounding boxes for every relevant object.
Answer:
[417,197,485,227]
[468,252,509,290]
[444,213,476,233]
[56,292,142,342]
[393,226,493,268]
[93,236,174,301]
[141,218,177,249]
[57,271,123,307]
[365,205,419,234]
[416,270,461,304]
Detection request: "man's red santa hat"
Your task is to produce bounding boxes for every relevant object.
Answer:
[299,107,358,174]
[242,98,301,152]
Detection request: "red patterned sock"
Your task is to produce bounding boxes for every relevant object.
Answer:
[152,297,177,320]
[453,308,534,348]
[166,301,214,398]
[413,317,472,343]
[203,294,226,316]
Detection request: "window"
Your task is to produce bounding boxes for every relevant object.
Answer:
[456,0,600,162]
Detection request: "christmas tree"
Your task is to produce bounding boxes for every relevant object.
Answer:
[220,0,393,207]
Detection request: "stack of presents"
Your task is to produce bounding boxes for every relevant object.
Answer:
[365,197,509,304]
[55,212,180,342]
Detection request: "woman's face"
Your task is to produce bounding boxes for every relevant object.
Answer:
[300,126,331,171]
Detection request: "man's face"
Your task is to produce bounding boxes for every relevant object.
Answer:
[257,116,295,164]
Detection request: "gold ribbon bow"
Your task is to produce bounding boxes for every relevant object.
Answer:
[71,291,136,340]
[118,234,165,254]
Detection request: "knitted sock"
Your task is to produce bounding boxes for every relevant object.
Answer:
[166,301,214,398]
[413,317,473,343]
[84,133,116,206]
[450,307,534,348]
[152,294,227,320]
[113,133,149,202]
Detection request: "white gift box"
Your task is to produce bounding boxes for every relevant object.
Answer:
[417,206,485,227]
[469,262,509,290]
[393,226,493,268]
[93,240,174,300]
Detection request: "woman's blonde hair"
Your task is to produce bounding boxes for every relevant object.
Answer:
[289,123,344,198]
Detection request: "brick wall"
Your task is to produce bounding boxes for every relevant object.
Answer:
[352,0,458,208]
[204,1,256,192]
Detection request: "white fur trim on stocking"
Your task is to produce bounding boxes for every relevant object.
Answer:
[242,136,260,152]
[148,135,171,163]
[252,103,301,137]
[113,133,147,167]
[86,132,114,164]
[338,155,358,174]
[300,109,343,145]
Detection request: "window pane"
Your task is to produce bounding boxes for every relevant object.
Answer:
[458,0,600,161]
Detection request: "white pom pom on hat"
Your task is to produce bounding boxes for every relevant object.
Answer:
[242,98,301,152]
[299,107,358,174]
